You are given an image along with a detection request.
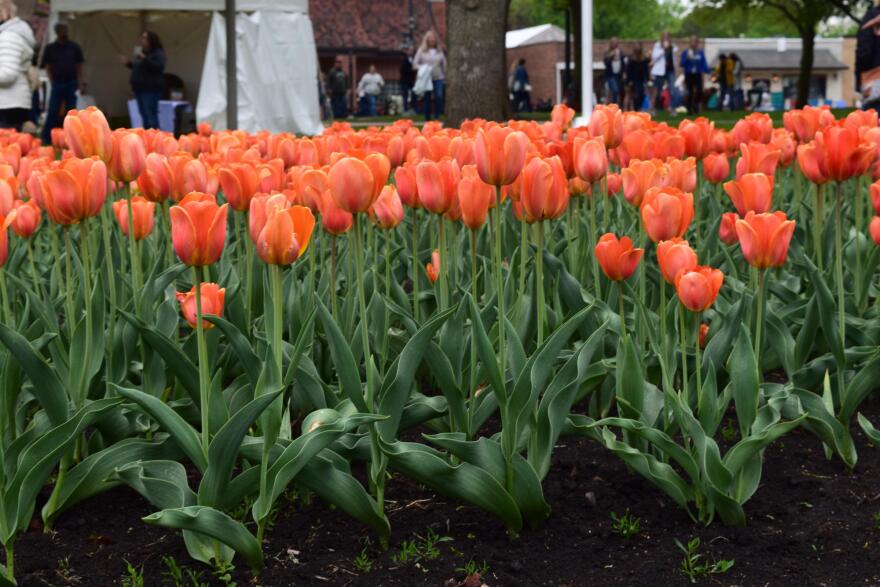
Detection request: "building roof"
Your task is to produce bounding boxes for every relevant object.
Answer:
[713,48,847,71]
[310,0,444,53]
[506,24,566,49]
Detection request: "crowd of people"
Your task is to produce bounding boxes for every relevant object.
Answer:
[600,33,744,115]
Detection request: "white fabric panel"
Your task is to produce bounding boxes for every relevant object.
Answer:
[53,0,308,13]
[197,11,322,135]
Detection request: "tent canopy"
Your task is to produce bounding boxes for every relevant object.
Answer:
[50,0,321,134]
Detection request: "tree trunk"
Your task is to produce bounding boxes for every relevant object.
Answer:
[445,0,510,126]
[796,28,816,108]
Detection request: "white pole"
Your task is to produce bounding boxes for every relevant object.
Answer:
[574,0,593,127]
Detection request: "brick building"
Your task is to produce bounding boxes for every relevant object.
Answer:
[310,0,446,114]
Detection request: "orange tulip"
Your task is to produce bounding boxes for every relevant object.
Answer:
[43,157,108,225]
[364,152,391,201]
[679,117,714,159]
[0,165,14,216]
[572,136,608,184]
[449,136,475,167]
[551,103,576,131]
[702,152,730,184]
[616,129,654,167]
[731,112,773,146]
[394,164,420,209]
[653,128,686,160]
[605,172,622,195]
[735,142,780,180]
[699,323,709,348]
[656,238,698,285]
[108,130,146,183]
[10,199,40,238]
[458,165,494,230]
[169,154,209,202]
[771,129,796,168]
[568,177,590,197]
[818,126,876,182]
[255,159,285,194]
[663,157,696,193]
[218,162,260,212]
[425,249,440,283]
[783,105,834,143]
[520,155,569,223]
[51,127,67,150]
[176,283,225,329]
[723,173,774,216]
[640,186,694,243]
[317,189,353,235]
[372,185,404,229]
[328,156,378,214]
[416,158,460,215]
[387,135,406,168]
[871,180,880,215]
[169,192,228,266]
[588,104,624,149]
[734,211,796,269]
[675,266,723,312]
[63,107,113,161]
[870,216,880,246]
[254,197,315,265]
[845,109,878,130]
[474,126,529,187]
[796,141,830,185]
[594,233,643,281]
[622,159,665,207]
[136,153,173,203]
[719,212,738,245]
[112,195,155,240]
[0,213,13,267]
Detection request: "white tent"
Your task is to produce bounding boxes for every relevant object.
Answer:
[50,0,323,135]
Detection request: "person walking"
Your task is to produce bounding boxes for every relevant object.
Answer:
[650,32,676,113]
[603,37,625,105]
[327,57,349,119]
[120,31,165,129]
[0,0,34,131]
[40,22,83,143]
[357,65,384,117]
[715,53,730,111]
[511,58,531,113]
[680,36,709,115]
[400,49,415,115]
[413,30,446,121]
[626,44,650,112]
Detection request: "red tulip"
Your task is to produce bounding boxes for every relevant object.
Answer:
[520,155,569,223]
[723,173,774,216]
[218,162,260,212]
[43,157,108,225]
[605,172,622,195]
[169,154,208,202]
[871,180,880,215]
[112,195,155,240]
[394,164,420,209]
[169,192,228,266]
[594,233,643,281]
[870,216,880,246]
[771,129,797,168]
[702,153,730,184]
[663,157,696,192]
[719,212,739,245]
[731,112,773,146]
[656,238,698,285]
[474,126,529,187]
[0,164,14,216]
[783,106,834,143]
[675,266,723,312]
[458,165,494,230]
[176,283,225,329]
[679,117,714,159]
[640,186,694,243]
[734,211,796,269]
[63,107,113,161]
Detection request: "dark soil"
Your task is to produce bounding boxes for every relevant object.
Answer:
[11,397,880,587]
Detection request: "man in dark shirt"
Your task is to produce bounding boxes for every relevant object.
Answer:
[327,58,349,119]
[40,22,84,144]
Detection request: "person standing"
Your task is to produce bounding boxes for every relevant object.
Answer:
[680,36,708,115]
[357,65,384,117]
[327,57,349,119]
[715,53,730,111]
[729,53,744,109]
[650,32,676,113]
[857,1,880,109]
[0,0,34,131]
[511,58,531,113]
[399,49,415,115]
[603,37,625,105]
[413,30,446,121]
[626,44,650,112]
[120,31,165,129]
[40,22,83,143]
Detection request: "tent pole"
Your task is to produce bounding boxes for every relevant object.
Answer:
[225,0,238,130]
[573,0,593,126]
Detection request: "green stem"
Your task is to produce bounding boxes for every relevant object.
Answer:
[468,229,478,438]
[194,266,210,456]
[814,183,825,271]
[694,311,702,405]
[493,190,506,381]
[330,235,339,321]
[695,162,702,249]
[63,229,75,340]
[834,182,846,401]
[381,232,392,377]
[78,221,93,407]
[659,281,669,427]
[353,215,371,363]
[602,179,610,231]
[244,217,254,325]
[617,280,627,344]
[589,192,600,296]
[4,540,12,580]
[855,175,864,313]
[125,190,142,310]
[755,269,766,362]
[438,216,449,310]
[25,240,40,297]
[536,221,545,346]
[412,209,420,322]
[519,213,528,306]
[49,226,62,300]
[679,303,689,407]
[0,269,9,326]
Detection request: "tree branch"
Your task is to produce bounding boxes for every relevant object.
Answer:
[762,0,804,32]
[825,0,862,22]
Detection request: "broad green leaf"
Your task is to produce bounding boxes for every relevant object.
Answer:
[204,315,261,387]
[316,299,366,411]
[615,335,644,421]
[727,326,759,437]
[0,324,68,426]
[858,413,880,447]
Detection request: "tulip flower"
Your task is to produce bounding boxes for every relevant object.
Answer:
[679,117,714,159]
[702,153,730,184]
[63,107,113,161]
[43,157,108,226]
[9,199,40,238]
[520,155,569,223]
[425,249,440,283]
[416,158,460,215]
[0,212,13,269]
[594,233,643,281]
[372,185,404,229]
[317,190,353,235]
[364,153,391,202]
[734,211,795,270]
[255,200,315,266]
[731,112,773,146]
[0,166,14,217]
[771,129,797,168]
[108,130,147,183]
[588,104,624,149]
[723,173,774,216]
[784,105,834,143]
[870,216,880,246]
[328,156,379,214]
[663,157,697,193]
[735,142,781,180]
[640,186,694,243]
[605,172,622,195]
[656,238,698,285]
[136,153,173,203]
[169,192,229,267]
[573,136,608,184]
[218,162,260,212]
[458,165,494,231]
[112,195,155,241]
[551,103,576,131]
[474,126,529,187]
[394,165,420,209]
[871,180,880,215]
[622,159,665,207]
[675,266,723,313]
[176,282,225,329]
[719,212,739,245]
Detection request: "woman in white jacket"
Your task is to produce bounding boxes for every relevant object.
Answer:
[0,0,34,130]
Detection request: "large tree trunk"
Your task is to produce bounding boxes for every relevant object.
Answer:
[445,0,511,126]
[796,28,816,108]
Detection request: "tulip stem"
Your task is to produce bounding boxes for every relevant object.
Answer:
[330,235,339,321]
[125,190,142,310]
[243,217,254,325]
[602,178,610,231]
[679,303,689,407]
[63,229,75,340]
[78,221,93,407]
[25,240,40,299]
[493,188,506,381]
[589,192,600,297]
[536,221,545,346]
[381,232,391,377]
[0,269,9,327]
[694,311,702,405]
[814,183,825,271]
[352,215,371,367]
[194,266,210,456]
[834,182,846,400]
[617,280,627,344]
[519,213,528,308]
[49,227,62,302]
[411,209,420,322]
[855,176,865,313]
[438,217,449,310]
[468,229,478,438]
[4,541,13,581]
[754,269,766,363]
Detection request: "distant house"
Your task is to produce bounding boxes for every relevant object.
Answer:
[309,0,446,111]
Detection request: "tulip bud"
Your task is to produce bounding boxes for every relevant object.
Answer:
[63,107,113,161]
[699,323,709,348]
[169,192,228,266]
[10,199,40,238]
[723,173,774,216]
[656,238,698,285]
[702,153,730,184]
[734,211,796,269]
[372,185,405,229]
[108,130,147,183]
[458,165,494,230]
[176,283,226,329]
[425,249,440,283]
[594,233,643,281]
[640,186,694,243]
[112,195,155,241]
[43,157,108,225]
[474,126,529,187]
[675,266,724,312]
[719,212,739,245]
